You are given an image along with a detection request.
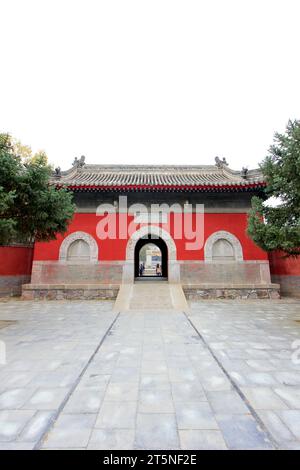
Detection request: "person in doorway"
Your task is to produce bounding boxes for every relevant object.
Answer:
[139,263,144,276]
[156,263,162,276]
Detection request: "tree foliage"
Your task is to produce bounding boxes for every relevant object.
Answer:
[247,120,300,256]
[0,134,75,245]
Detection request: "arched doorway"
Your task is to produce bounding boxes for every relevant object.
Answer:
[123,225,180,283]
[134,236,168,279]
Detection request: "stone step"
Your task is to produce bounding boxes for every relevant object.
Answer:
[114,282,189,311]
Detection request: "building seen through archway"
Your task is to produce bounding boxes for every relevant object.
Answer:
[134,237,168,279]
[138,243,162,276]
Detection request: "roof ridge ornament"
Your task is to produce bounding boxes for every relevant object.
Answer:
[53,166,61,178]
[72,155,86,168]
[241,167,248,179]
[215,156,229,168]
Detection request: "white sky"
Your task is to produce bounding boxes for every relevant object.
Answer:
[1,0,299,170]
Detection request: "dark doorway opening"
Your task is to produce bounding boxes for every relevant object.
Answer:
[134,236,168,280]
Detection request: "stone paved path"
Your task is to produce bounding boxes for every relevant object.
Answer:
[0,300,116,449]
[188,299,300,450]
[0,297,299,449]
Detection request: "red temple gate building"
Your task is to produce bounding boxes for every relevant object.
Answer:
[22,158,281,300]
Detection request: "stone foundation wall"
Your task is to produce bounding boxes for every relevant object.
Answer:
[31,261,123,285]
[183,284,280,300]
[22,284,119,301]
[23,259,280,301]
[180,261,271,285]
[30,260,271,287]
[22,282,281,302]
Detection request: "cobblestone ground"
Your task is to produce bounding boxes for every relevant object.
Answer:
[0,298,299,450]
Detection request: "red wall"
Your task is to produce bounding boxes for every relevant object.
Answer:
[33,212,268,261]
[269,251,300,276]
[0,246,34,275]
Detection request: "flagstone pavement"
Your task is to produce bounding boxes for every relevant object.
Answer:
[0,297,300,450]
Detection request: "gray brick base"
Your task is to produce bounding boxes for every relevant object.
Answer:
[21,284,119,301]
[22,282,281,301]
[271,275,300,298]
[183,284,280,300]
[0,275,31,297]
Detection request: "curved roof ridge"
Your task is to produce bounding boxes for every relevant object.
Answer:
[52,161,264,190]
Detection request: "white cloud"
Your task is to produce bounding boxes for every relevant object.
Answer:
[0,0,299,170]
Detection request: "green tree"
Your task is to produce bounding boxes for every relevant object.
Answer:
[247,119,300,256]
[0,134,75,245]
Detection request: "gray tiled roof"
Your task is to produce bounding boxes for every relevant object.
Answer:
[53,164,264,189]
